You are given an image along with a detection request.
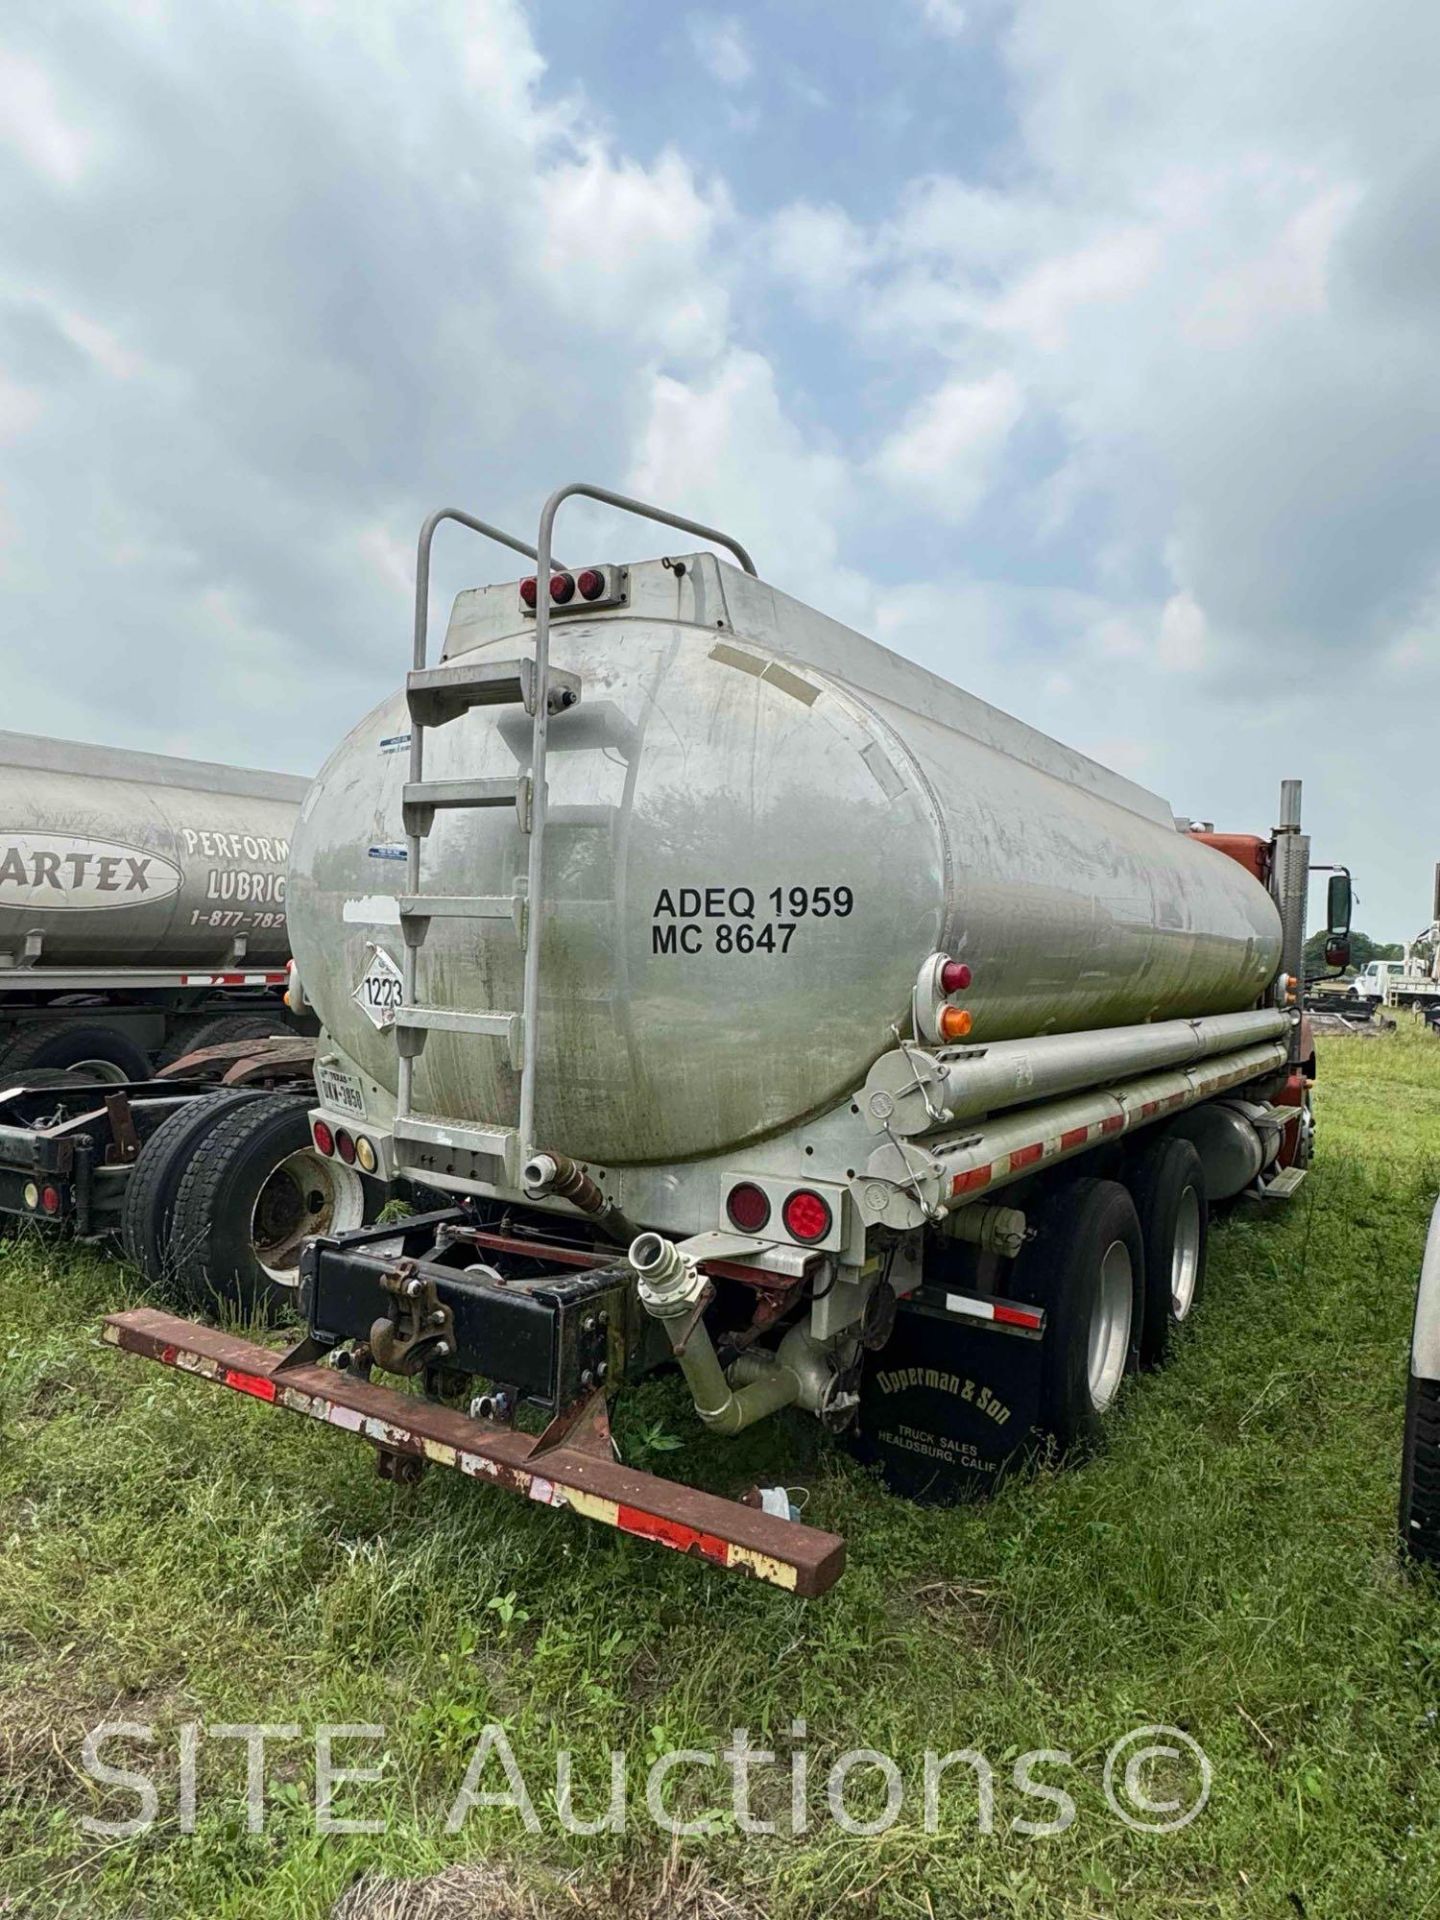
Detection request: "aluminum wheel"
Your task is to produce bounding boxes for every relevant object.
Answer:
[1171,1184,1202,1321]
[249,1146,364,1289]
[1087,1238,1133,1411]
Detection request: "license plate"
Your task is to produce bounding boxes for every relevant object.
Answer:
[316,1062,366,1117]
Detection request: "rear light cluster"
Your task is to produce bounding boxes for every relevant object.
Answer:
[22,1180,61,1215]
[518,567,612,608]
[782,1188,832,1244]
[725,1181,833,1245]
[725,1182,770,1233]
[938,953,973,1043]
[313,1120,379,1174]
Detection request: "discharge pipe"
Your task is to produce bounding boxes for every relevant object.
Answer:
[524,1150,639,1247]
[629,1231,830,1436]
[861,1007,1291,1138]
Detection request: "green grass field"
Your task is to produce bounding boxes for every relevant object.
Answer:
[3,1025,1440,1919]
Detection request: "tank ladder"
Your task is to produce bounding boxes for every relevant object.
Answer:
[393,488,756,1189]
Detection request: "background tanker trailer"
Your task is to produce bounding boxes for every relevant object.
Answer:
[106,486,1350,1596]
[0,733,336,1263]
[0,731,306,1080]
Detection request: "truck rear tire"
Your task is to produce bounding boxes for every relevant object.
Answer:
[167,1092,367,1319]
[156,1012,290,1070]
[1128,1136,1208,1369]
[0,1018,151,1085]
[1401,1196,1440,1568]
[1012,1177,1143,1451]
[1401,1375,1440,1567]
[120,1089,267,1284]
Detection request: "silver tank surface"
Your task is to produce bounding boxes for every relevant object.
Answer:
[289,557,1281,1166]
[0,732,308,969]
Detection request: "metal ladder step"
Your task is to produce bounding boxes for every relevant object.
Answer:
[393,1115,521,1182]
[398,894,526,949]
[406,658,581,729]
[395,1004,523,1070]
[1257,1164,1307,1200]
[403,774,531,837]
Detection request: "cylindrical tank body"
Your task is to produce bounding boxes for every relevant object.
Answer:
[289,560,1281,1167]
[0,732,308,969]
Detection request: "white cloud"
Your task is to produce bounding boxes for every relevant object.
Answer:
[1157,591,1207,672]
[686,15,753,87]
[919,0,969,40]
[874,370,1023,521]
[536,144,731,360]
[0,376,43,441]
[625,348,861,614]
[766,202,869,301]
[0,49,92,184]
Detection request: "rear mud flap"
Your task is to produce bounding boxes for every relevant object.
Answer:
[849,1290,1046,1502]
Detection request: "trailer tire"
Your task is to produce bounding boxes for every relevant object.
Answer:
[156,1012,290,1070]
[120,1088,268,1284]
[0,1019,151,1086]
[1012,1178,1143,1451]
[1128,1136,1208,1369]
[167,1092,367,1319]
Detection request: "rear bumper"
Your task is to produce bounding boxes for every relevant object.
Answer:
[102,1306,846,1597]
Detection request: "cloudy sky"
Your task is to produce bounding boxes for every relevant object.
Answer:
[1,0,1435,937]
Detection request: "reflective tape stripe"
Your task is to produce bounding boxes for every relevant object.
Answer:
[222,1367,276,1402]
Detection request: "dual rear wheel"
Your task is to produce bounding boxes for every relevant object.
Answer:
[122,1090,367,1319]
[1014,1136,1208,1449]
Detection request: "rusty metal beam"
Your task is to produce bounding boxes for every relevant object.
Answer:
[102,1307,846,1597]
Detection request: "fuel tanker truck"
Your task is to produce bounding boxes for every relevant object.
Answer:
[0,730,306,1080]
[105,486,1344,1596]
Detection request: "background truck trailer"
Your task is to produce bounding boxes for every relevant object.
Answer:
[0,731,308,1080]
[0,732,332,1264]
[106,486,1347,1595]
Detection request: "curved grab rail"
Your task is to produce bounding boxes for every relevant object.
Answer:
[413,507,559,672]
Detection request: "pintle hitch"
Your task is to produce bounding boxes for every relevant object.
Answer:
[369,1259,456,1376]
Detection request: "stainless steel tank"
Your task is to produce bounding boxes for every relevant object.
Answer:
[288,557,1281,1166]
[0,732,308,969]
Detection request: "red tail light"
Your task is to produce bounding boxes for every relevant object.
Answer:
[782,1188,832,1244]
[519,576,538,608]
[550,572,575,604]
[40,1184,62,1215]
[940,960,972,993]
[335,1129,358,1165]
[576,567,606,601]
[312,1120,335,1156]
[726,1181,771,1233]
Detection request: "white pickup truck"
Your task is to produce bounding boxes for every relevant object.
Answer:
[1350,959,1407,1003]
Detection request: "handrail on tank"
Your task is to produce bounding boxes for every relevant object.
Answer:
[519,483,758,1159]
[412,508,554,673]
[400,507,561,1125]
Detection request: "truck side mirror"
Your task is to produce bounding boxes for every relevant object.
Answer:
[1326,872,1352,936]
[1325,936,1351,970]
